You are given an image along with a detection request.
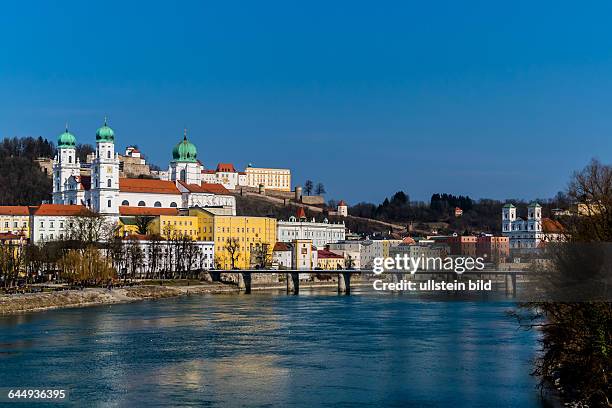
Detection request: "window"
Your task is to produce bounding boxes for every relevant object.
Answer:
[138,201,146,207]
[154,201,162,207]
[170,202,177,208]
[180,169,186,182]
[108,200,112,208]
[107,150,111,159]
[4,222,8,228]
[122,200,129,206]
[107,179,112,188]
[68,156,72,164]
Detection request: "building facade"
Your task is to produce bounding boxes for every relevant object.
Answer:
[0,206,30,238]
[277,209,345,249]
[52,123,236,216]
[502,203,565,249]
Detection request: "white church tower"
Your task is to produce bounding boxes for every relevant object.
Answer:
[527,202,542,233]
[91,118,120,215]
[501,203,516,233]
[169,129,202,185]
[52,126,80,204]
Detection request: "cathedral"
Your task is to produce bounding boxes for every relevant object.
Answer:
[51,120,236,217]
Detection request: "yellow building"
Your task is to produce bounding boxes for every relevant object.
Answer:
[189,208,276,269]
[0,206,30,238]
[149,215,200,239]
[316,249,345,270]
[245,166,291,191]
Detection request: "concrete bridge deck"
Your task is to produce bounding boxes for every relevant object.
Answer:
[208,269,529,295]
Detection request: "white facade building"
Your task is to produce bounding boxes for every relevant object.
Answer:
[502,203,565,249]
[52,124,236,216]
[277,209,345,249]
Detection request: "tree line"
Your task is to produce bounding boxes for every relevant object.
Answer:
[0,213,211,289]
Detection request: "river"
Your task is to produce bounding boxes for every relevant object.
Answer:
[0,288,549,407]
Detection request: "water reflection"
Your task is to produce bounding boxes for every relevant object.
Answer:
[0,290,546,407]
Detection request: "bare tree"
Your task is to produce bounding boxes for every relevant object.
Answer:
[304,180,314,196]
[250,243,271,269]
[315,182,326,195]
[224,238,241,269]
[135,216,154,235]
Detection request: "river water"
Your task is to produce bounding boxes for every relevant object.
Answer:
[0,288,550,407]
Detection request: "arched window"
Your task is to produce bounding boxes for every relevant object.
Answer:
[107,200,112,208]
[121,200,129,206]
[138,201,146,207]
[68,156,72,164]
[107,179,112,187]
[69,200,73,205]
[107,150,111,159]
[170,202,177,208]
[180,169,186,182]
[154,201,162,207]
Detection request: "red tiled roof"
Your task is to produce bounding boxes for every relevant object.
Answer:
[119,206,179,216]
[0,206,30,216]
[542,218,565,234]
[216,163,237,173]
[338,200,347,206]
[273,242,291,251]
[202,169,216,174]
[178,181,231,195]
[402,236,416,245]
[238,172,246,175]
[32,204,91,216]
[119,178,180,195]
[296,207,306,219]
[317,249,344,259]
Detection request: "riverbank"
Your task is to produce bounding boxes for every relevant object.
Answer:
[0,281,370,315]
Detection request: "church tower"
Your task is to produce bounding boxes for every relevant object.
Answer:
[501,203,516,234]
[52,126,80,204]
[169,129,202,185]
[91,118,120,215]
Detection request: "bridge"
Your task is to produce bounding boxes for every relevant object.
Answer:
[208,269,530,296]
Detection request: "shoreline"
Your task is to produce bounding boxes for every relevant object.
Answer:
[0,281,370,316]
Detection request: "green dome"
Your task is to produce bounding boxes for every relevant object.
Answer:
[96,118,115,143]
[58,128,76,148]
[172,130,198,163]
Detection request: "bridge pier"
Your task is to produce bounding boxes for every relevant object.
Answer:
[209,271,222,282]
[338,272,351,294]
[237,272,252,294]
[504,273,517,297]
[286,272,300,294]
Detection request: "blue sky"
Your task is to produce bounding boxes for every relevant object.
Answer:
[1,1,611,204]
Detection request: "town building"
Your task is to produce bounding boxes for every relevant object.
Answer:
[316,249,345,270]
[0,206,30,238]
[476,235,510,263]
[188,208,277,269]
[277,208,345,249]
[52,122,236,216]
[454,207,463,217]
[446,235,478,256]
[120,235,215,276]
[29,204,91,244]
[502,203,565,249]
[272,242,293,269]
[327,241,362,269]
[359,239,403,269]
[244,165,291,192]
[337,200,348,217]
[293,239,317,270]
